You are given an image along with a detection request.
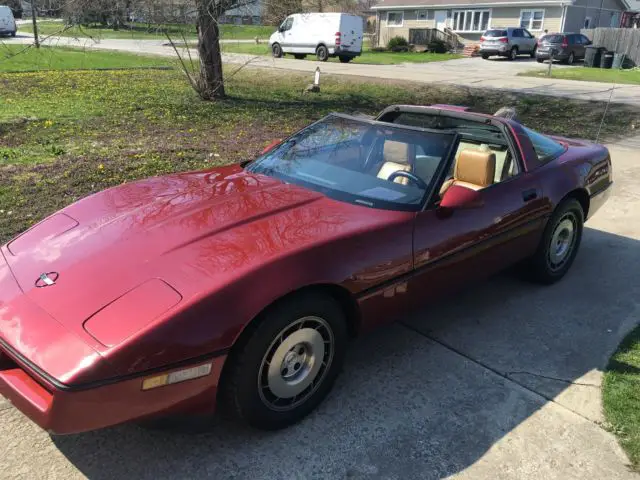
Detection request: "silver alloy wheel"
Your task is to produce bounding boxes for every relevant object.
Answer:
[568,52,574,64]
[511,48,518,60]
[258,316,334,412]
[548,213,576,271]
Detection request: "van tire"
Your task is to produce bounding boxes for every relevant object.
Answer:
[338,56,352,63]
[272,43,283,58]
[316,45,329,62]
[10,31,16,37]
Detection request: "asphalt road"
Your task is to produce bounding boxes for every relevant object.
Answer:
[0,136,638,479]
[4,34,640,106]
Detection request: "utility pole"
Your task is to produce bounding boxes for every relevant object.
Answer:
[31,0,40,48]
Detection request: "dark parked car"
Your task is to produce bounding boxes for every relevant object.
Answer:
[0,104,613,435]
[536,33,592,64]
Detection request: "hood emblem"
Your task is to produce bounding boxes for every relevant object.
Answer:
[36,272,59,288]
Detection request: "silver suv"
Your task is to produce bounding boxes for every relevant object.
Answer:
[479,27,537,60]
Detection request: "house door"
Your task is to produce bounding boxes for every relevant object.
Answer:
[435,10,448,31]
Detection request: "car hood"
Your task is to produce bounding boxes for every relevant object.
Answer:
[2,165,327,330]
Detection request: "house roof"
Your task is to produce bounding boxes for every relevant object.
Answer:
[372,0,565,8]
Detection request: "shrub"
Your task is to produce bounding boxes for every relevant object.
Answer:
[388,36,409,50]
[427,39,448,54]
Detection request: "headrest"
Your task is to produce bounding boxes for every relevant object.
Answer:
[455,149,496,188]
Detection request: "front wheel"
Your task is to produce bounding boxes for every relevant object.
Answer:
[272,43,283,58]
[10,31,16,38]
[536,58,544,63]
[526,198,584,284]
[220,291,348,430]
[481,53,489,60]
[316,45,329,62]
[530,45,537,58]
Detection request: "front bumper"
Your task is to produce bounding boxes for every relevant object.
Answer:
[0,343,226,434]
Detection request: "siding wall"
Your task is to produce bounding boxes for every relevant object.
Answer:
[563,0,625,32]
[377,6,563,46]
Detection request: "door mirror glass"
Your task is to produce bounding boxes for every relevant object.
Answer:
[440,185,484,210]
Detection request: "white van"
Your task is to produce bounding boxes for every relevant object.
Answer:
[0,6,16,37]
[269,13,363,63]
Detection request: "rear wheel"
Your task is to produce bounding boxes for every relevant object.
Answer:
[293,54,306,60]
[220,291,348,430]
[566,51,575,65]
[316,45,329,62]
[527,198,584,284]
[508,46,518,61]
[339,56,352,63]
[482,53,489,60]
[272,43,283,58]
[536,58,544,63]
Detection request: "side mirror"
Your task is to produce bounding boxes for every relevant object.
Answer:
[439,184,484,210]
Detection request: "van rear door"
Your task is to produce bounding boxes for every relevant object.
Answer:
[0,7,14,32]
[339,15,363,54]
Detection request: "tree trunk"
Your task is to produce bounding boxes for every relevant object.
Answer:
[195,0,225,100]
[31,0,40,48]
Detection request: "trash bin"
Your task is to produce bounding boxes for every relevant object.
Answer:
[612,53,625,69]
[584,46,605,67]
[600,50,614,69]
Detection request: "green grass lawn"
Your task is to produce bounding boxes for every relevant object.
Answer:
[219,42,463,64]
[603,326,640,471]
[519,66,640,85]
[19,20,273,40]
[0,44,176,72]
[0,51,637,242]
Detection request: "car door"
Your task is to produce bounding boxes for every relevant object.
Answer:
[522,29,536,52]
[409,141,547,304]
[279,16,295,53]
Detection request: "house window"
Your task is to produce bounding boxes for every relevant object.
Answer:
[584,16,592,28]
[452,10,490,32]
[520,9,545,31]
[418,11,428,21]
[387,11,404,27]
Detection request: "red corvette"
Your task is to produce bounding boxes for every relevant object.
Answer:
[0,105,612,434]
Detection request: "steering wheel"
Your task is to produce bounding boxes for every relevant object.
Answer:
[388,170,429,190]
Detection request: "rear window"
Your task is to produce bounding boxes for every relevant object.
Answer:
[543,34,565,43]
[484,30,507,37]
[522,126,565,163]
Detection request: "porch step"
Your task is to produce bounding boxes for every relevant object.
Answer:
[462,43,480,57]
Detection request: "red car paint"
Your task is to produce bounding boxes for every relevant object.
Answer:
[0,106,612,434]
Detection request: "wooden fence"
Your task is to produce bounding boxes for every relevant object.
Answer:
[581,28,640,66]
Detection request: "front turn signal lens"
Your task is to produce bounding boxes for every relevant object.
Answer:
[142,363,212,391]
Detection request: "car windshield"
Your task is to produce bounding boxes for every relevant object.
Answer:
[247,115,456,210]
[522,126,566,162]
[484,30,507,37]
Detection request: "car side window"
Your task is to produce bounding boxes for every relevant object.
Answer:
[281,17,294,31]
[570,34,579,44]
[512,29,522,38]
[523,29,534,39]
[581,35,591,45]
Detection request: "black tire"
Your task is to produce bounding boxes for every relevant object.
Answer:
[482,53,489,60]
[272,43,283,58]
[536,58,544,63]
[565,52,575,65]
[10,31,16,38]
[338,56,352,63]
[508,47,518,61]
[316,45,329,62]
[530,45,537,58]
[293,54,306,60]
[527,198,584,284]
[220,291,348,430]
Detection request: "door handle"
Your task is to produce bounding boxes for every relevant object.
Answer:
[522,189,538,202]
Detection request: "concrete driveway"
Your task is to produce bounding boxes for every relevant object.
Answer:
[0,136,638,479]
[4,34,640,106]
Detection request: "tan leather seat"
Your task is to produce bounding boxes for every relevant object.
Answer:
[440,149,496,195]
[377,141,414,186]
